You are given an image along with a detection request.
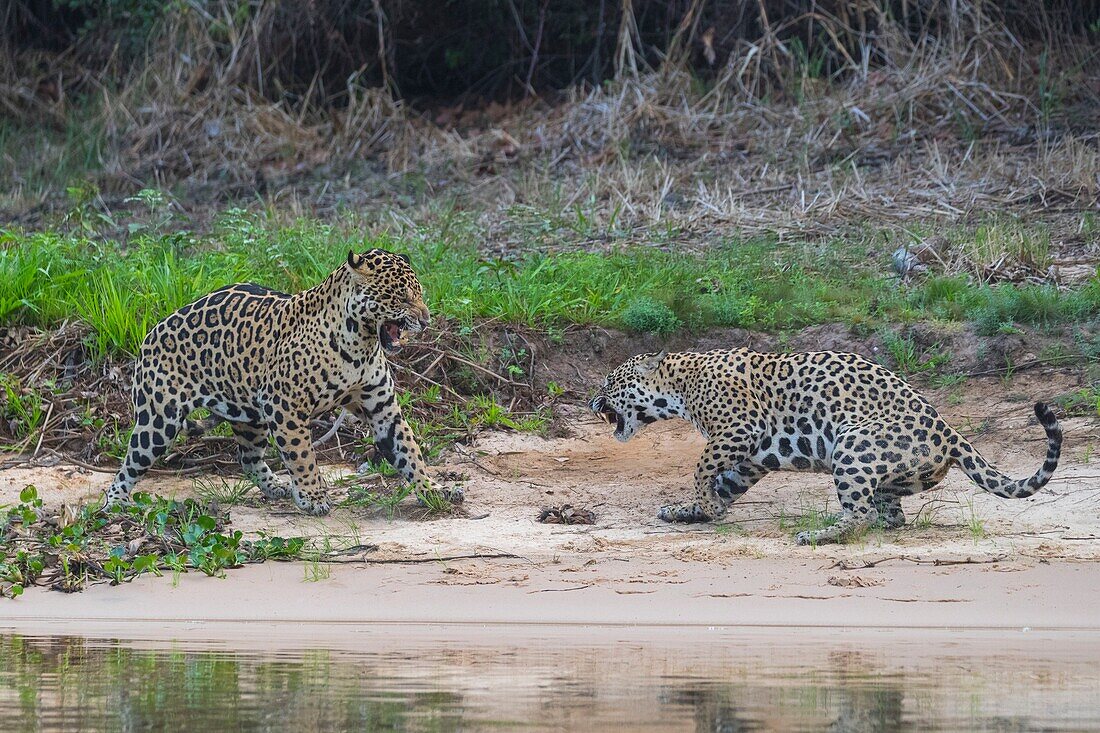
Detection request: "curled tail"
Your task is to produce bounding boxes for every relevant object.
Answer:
[954,403,1062,499]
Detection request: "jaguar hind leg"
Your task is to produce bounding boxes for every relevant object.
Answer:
[233,422,290,501]
[872,490,906,529]
[266,402,330,516]
[105,391,186,508]
[795,427,885,545]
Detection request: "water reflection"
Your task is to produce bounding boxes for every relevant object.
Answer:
[0,631,1097,731]
[660,679,912,732]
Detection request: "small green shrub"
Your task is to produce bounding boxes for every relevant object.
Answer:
[622,297,681,334]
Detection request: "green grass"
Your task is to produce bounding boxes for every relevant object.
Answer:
[192,476,255,506]
[0,375,46,447]
[340,481,414,515]
[339,475,461,517]
[880,331,950,376]
[777,498,839,537]
[1054,384,1100,417]
[2,211,1099,358]
[301,554,333,582]
[911,275,1100,336]
[964,497,987,541]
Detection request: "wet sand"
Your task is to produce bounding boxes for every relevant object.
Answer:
[3,556,1100,635]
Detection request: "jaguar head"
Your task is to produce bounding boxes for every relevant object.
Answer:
[346,249,430,354]
[589,351,675,442]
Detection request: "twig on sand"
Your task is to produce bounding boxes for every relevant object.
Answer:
[321,543,380,557]
[964,355,1083,377]
[923,556,1008,566]
[43,449,217,477]
[526,584,594,593]
[830,554,1008,569]
[31,401,54,459]
[421,346,528,388]
[320,551,524,565]
[451,444,500,476]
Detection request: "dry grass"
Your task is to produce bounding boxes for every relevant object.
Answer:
[0,0,1097,251]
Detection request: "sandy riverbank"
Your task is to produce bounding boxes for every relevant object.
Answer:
[2,369,1098,633]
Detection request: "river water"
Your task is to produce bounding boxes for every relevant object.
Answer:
[0,626,1098,731]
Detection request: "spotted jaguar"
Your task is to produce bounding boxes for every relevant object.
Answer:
[105,249,443,515]
[590,349,1062,544]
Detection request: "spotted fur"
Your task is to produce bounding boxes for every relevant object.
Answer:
[106,249,443,515]
[590,349,1062,544]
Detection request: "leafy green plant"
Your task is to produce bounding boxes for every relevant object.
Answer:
[1,489,306,597]
[94,417,131,460]
[622,297,681,334]
[123,188,174,234]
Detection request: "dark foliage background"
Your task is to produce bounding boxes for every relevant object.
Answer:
[7,0,1098,106]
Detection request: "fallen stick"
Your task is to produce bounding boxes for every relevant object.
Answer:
[420,346,528,388]
[830,554,1008,569]
[319,552,523,565]
[31,402,54,459]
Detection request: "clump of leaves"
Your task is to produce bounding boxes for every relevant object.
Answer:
[0,488,305,598]
[538,504,596,525]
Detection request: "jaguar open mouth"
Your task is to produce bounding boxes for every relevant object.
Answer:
[594,401,626,436]
[378,320,405,353]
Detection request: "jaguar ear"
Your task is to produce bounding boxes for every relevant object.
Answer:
[397,252,411,264]
[347,250,363,270]
[636,350,669,377]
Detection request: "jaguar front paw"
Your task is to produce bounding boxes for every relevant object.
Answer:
[295,493,332,516]
[657,502,714,523]
[258,482,292,501]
